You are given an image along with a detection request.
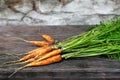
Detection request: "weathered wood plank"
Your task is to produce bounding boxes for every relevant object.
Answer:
[0,26,120,80]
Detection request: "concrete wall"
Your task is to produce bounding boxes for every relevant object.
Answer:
[0,0,120,26]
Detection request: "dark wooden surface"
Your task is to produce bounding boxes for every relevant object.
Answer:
[0,26,120,80]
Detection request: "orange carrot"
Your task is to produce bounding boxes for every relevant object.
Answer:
[4,48,41,64]
[8,55,62,78]
[14,37,49,47]
[34,46,54,58]
[37,49,62,61]
[1,58,36,68]
[27,54,62,67]
[18,48,43,62]
[19,46,53,62]
[2,47,41,64]
[23,39,49,47]
[5,46,53,64]
[26,47,43,55]
[41,34,55,44]
[21,58,36,64]
[27,41,49,46]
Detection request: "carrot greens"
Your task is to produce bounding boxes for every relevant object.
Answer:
[55,18,120,60]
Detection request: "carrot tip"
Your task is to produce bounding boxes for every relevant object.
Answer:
[8,66,27,78]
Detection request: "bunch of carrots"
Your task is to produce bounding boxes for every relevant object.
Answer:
[3,34,62,77]
[2,17,120,77]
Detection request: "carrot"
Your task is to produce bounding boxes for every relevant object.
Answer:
[27,54,62,67]
[4,46,53,65]
[37,49,62,61]
[34,46,54,58]
[14,37,49,47]
[15,58,36,64]
[18,46,53,62]
[8,54,62,78]
[41,34,55,44]
[21,58,36,64]
[7,47,44,63]
[4,53,20,59]
[5,47,43,64]
[6,47,44,56]
[25,47,43,55]
[2,52,37,65]
[26,41,49,47]
[0,58,36,68]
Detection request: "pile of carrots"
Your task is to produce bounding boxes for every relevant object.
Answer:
[3,34,62,78]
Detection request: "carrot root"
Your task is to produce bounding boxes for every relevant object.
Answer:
[8,65,28,78]
[12,37,29,43]
[1,58,36,68]
[4,53,20,59]
[2,60,19,65]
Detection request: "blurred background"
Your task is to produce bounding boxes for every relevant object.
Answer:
[0,0,119,26]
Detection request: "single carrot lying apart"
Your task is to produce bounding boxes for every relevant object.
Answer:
[8,54,62,78]
[41,34,55,44]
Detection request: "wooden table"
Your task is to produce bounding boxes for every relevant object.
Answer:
[0,26,120,80]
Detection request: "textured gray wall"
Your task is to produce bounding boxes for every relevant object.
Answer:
[0,0,120,26]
